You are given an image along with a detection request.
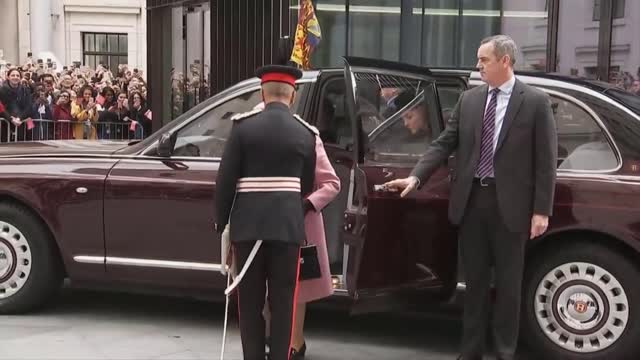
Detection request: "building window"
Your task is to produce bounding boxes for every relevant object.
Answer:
[82,33,128,74]
[593,0,625,21]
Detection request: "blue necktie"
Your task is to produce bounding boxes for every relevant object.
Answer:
[476,88,500,178]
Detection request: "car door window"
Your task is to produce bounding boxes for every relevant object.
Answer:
[172,89,262,157]
[316,78,353,148]
[553,95,618,171]
[437,84,464,124]
[360,74,442,163]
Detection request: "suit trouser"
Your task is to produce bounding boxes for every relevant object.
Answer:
[234,241,301,360]
[459,182,527,359]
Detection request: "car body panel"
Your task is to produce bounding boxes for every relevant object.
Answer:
[103,157,224,290]
[0,157,118,280]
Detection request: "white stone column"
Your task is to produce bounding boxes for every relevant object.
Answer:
[0,0,20,65]
[29,0,60,65]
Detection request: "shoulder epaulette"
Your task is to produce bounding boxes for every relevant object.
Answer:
[231,108,262,121]
[293,114,319,135]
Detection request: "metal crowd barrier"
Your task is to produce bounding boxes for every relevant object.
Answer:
[0,118,144,143]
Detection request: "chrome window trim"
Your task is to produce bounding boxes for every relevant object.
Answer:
[74,255,223,272]
[138,78,317,159]
[469,78,623,174]
[540,88,622,174]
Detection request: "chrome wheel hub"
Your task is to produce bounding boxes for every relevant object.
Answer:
[535,262,629,353]
[0,221,32,299]
[0,243,12,277]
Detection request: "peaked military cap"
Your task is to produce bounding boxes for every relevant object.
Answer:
[256,65,303,87]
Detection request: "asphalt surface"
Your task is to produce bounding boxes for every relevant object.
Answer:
[0,288,535,359]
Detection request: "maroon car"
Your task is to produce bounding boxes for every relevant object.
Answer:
[1,58,640,359]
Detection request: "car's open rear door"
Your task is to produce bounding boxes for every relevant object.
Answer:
[341,57,461,313]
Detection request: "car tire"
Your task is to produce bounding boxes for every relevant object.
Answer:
[0,203,63,314]
[522,241,640,360]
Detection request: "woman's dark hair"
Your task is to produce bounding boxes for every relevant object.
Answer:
[78,85,95,101]
[32,83,46,102]
[5,67,21,80]
[101,86,115,97]
[128,90,145,107]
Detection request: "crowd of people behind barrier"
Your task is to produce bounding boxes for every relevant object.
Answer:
[0,57,151,143]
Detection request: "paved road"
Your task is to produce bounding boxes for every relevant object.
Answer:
[0,288,533,359]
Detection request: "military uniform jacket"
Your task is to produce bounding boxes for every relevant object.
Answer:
[215,101,317,245]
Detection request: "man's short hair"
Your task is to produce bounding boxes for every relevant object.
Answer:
[481,35,518,66]
[262,81,294,99]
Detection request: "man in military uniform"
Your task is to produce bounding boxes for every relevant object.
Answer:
[215,64,316,360]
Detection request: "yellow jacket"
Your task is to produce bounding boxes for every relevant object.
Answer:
[71,102,98,140]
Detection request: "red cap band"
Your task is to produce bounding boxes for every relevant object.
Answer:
[260,72,296,86]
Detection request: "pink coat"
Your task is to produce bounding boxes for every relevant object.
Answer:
[297,135,340,303]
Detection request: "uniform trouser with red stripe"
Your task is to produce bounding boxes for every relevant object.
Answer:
[234,241,300,360]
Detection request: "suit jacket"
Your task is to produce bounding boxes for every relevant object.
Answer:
[215,102,317,245]
[410,79,557,232]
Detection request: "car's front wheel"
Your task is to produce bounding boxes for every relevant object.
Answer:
[522,241,640,360]
[0,203,63,314]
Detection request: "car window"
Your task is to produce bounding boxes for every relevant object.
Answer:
[367,86,439,162]
[437,84,464,122]
[316,78,352,148]
[553,95,618,171]
[348,72,441,163]
[172,89,263,157]
[170,83,309,158]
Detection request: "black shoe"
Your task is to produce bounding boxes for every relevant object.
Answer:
[289,342,306,359]
[457,355,482,360]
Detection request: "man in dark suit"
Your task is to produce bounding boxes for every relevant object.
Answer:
[215,64,316,360]
[384,35,557,360]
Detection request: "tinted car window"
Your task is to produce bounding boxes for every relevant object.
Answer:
[437,84,464,122]
[171,83,309,158]
[316,78,352,148]
[553,95,618,171]
[348,72,441,162]
[172,89,263,157]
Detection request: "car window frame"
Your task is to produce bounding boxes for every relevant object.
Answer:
[364,84,443,164]
[170,88,263,159]
[137,79,314,161]
[543,88,622,174]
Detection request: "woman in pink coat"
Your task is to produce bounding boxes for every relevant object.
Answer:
[290,134,340,358]
[262,130,340,359]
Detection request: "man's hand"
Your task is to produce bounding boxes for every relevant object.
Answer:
[382,176,419,198]
[530,214,549,239]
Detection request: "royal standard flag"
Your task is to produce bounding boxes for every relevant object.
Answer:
[291,0,322,70]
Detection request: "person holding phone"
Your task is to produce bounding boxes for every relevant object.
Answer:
[0,68,33,141]
[71,85,98,139]
[53,90,74,140]
[124,91,149,139]
[29,83,53,140]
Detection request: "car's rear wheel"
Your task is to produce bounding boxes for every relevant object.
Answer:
[522,241,640,360]
[0,203,63,314]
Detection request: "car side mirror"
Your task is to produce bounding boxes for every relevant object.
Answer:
[157,132,177,157]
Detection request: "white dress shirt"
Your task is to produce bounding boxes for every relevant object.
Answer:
[486,75,516,153]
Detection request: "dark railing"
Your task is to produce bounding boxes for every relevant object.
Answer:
[0,118,144,143]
